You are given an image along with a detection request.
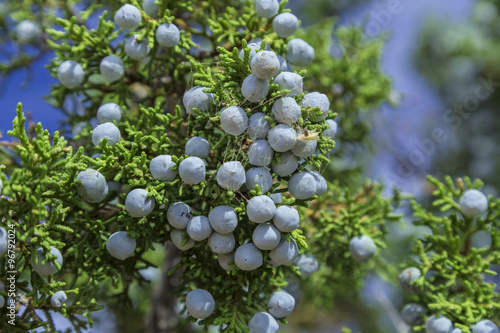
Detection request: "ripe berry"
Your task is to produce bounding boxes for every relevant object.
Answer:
[426,316,454,333]
[399,267,421,294]
[170,229,195,251]
[76,168,109,203]
[208,206,238,234]
[218,252,235,271]
[288,172,317,200]
[216,161,246,191]
[0,228,7,257]
[274,72,303,97]
[472,319,500,333]
[183,86,213,115]
[460,189,488,218]
[125,189,155,217]
[322,119,338,138]
[270,193,283,204]
[249,38,271,50]
[106,231,136,260]
[249,312,279,333]
[248,112,271,139]
[310,171,327,196]
[349,235,377,262]
[295,254,319,277]
[31,246,63,276]
[125,35,150,60]
[92,122,121,146]
[273,12,298,38]
[143,0,160,18]
[269,237,299,265]
[247,195,276,223]
[220,106,248,136]
[251,51,280,79]
[249,140,275,166]
[246,167,273,193]
[300,92,330,122]
[271,152,298,177]
[268,124,297,152]
[57,60,84,89]
[187,216,213,241]
[273,205,299,232]
[272,97,301,124]
[252,223,281,250]
[50,291,67,308]
[167,202,193,229]
[97,103,122,123]
[401,303,424,327]
[235,243,263,270]
[239,43,261,62]
[150,155,177,182]
[100,55,124,82]
[208,232,236,254]
[276,54,288,73]
[186,289,215,319]
[156,23,180,47]
[179,156,206,185]
[291,130,317,158]
[286,38,315,67]
[255,0,279,18]
[185,136,211,159]
[15,20,42,43]
[242,74,270,103]
[267,291,295,318]
[114,4,141,30]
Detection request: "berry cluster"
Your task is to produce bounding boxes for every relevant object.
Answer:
[168,63,334,331]
[55,1,182,89]
[64,1,334,330]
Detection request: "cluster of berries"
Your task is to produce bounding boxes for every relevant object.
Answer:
[184,287,296,332]
[398,189,497,333]
[55,2,181,90]
[64,1,375,330]
[253,0,314,67]
[153,5,330,328]
[0,223,67,307]
[38,0,330,328]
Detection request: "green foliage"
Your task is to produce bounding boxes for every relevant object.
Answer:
[300,182,401,308]
[414,5,500,327]
[403,176,500,332]
[0,104,103,332]
[298,19,393,187]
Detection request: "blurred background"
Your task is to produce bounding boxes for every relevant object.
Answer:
[3,0,497,332]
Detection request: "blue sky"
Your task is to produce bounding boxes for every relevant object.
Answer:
[0,51,60,136]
